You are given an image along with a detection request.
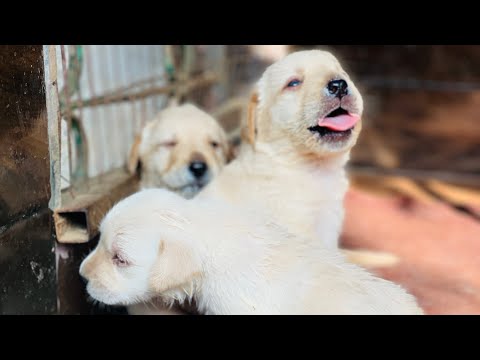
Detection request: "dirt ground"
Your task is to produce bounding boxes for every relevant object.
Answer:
[340,181,480,315]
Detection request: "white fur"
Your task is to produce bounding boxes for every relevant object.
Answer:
[80,189,423,315]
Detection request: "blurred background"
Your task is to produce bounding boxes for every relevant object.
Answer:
[1,45,479,314]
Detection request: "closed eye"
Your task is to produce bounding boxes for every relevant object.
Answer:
[158,140,177,148]
[112,253,130,267]
[210,140,219,148]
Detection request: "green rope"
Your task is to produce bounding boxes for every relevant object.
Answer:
[59,45,84,112]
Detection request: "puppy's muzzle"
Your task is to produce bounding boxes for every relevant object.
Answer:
[189,161,208,179]
[327,79,348,99]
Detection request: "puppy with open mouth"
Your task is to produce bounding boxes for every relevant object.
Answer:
[79,188,423,315]
[196,49,398,268]
[197,50,363,250]
[307,80,360,143]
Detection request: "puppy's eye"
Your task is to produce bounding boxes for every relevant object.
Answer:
[112,253,129,267]
[285,78,303,89]
[210,141,219,148]
[160,140,177,148]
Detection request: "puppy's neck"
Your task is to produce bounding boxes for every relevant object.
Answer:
[246,139,350,172]
[235,140,350,249]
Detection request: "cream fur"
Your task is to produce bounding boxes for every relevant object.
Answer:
[128,103,231,199]
[198,50,362,250]
[198,50,399,267]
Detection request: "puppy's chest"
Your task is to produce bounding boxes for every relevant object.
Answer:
[259,172,346,227]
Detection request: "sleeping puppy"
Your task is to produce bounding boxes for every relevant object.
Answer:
[79,188,423,315]
[198,50,362,250]
[128,103,232,199]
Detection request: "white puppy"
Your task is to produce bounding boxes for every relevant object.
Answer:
[79,189,423,315]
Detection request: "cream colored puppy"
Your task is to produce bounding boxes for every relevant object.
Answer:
[79,189,423,315]
[128,103,232,199]
[198,50,362,251]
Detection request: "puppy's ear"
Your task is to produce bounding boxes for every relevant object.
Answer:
[150,237,200,294]
[128,120,158,174]
[127,134,143,175]
[241,91,259,147]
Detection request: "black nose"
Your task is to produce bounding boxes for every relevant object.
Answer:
[189,161,208,178]
[327,79,348,98]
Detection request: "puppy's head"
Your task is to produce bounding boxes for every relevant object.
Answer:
[128,104,231,198]
[79,189,201,306]
[247,50,363,157]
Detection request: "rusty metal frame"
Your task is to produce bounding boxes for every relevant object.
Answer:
[43,45,62,211]
[53,169,139,243]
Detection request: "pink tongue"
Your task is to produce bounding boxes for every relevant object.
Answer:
[318,114,360,131]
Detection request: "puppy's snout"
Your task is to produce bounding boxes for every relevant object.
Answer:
[327,79,348,99]
[189,161,208,178]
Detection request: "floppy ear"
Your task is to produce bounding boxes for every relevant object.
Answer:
[127,120,158,174]
[150,236,200,294]
[241,91,259,147]
[148,205,200,293]
[127,134,143,174]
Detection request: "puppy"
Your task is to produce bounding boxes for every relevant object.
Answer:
[79,189,423,315]
[128,103,232,199]
[198,50,362,251]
